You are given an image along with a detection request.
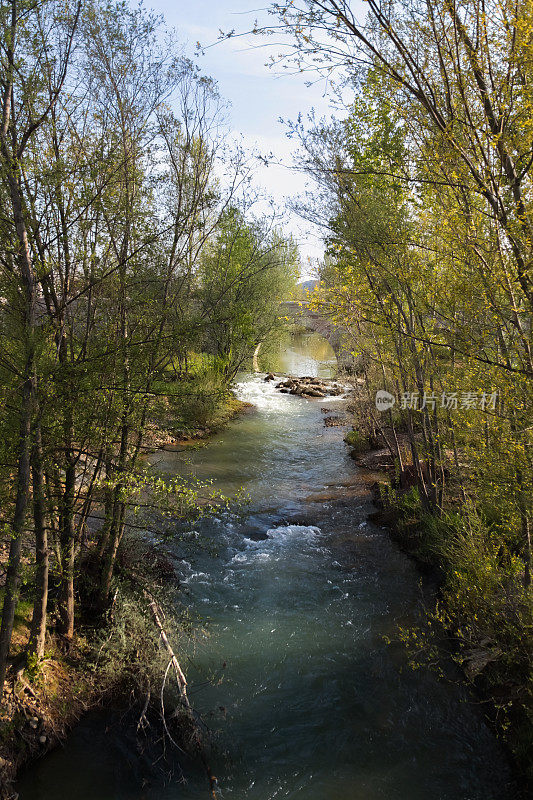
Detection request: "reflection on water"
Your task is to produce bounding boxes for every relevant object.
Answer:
[17,337,517,800]
[259,330,336,378]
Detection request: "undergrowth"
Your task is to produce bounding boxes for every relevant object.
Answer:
[384,487,533,784]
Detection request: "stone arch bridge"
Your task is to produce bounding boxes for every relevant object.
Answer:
[280,300,358,374]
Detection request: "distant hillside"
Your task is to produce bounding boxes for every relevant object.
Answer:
[296,279,318,297]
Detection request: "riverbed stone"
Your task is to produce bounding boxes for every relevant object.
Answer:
[270,373,350,400]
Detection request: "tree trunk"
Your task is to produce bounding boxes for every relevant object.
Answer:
[0,365,33,689]
[0,145,37,691]
[28,418,48,660]
[98,419,129,610]
[57,446,76,639]
[98,503,126,611]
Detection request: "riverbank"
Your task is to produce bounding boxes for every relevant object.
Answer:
[144,386,254,452]
[0,378,250,799]
[344,428,532,792]
[0,534,190,799]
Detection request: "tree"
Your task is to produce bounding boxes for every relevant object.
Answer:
[198,207,299,379]
[0,0,81,690]
[266,0,532,578]
[0,0,297,696]
[267,0,533,314]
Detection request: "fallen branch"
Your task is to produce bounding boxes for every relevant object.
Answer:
[144,590,189,707]
[142,588,218,799]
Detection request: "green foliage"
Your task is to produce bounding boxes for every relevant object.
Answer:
[0,589,32,634]
[385,491,533,775]
[198,207,299,379]
[24,651,41,682]
[344,429,371,454]
[171,370,230,430]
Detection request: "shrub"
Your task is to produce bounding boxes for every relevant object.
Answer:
[344,428,371,454]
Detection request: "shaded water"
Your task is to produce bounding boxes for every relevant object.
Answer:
[19,337,516,799]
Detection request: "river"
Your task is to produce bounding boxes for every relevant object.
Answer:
[18,332,517,799]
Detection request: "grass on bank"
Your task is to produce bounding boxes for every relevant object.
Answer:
[342,392,532,787]
[379,485,533,784]
[149,353,250,438]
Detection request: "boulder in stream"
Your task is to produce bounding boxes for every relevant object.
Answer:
[247,531,270,541]
[271,373,349,400]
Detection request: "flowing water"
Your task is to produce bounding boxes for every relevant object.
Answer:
[19,332,517,800]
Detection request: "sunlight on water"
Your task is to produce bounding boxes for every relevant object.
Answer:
[259,331,336,378]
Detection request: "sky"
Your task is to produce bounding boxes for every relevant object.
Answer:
[146,1,365,276]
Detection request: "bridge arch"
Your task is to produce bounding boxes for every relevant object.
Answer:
[280,301,359,374]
